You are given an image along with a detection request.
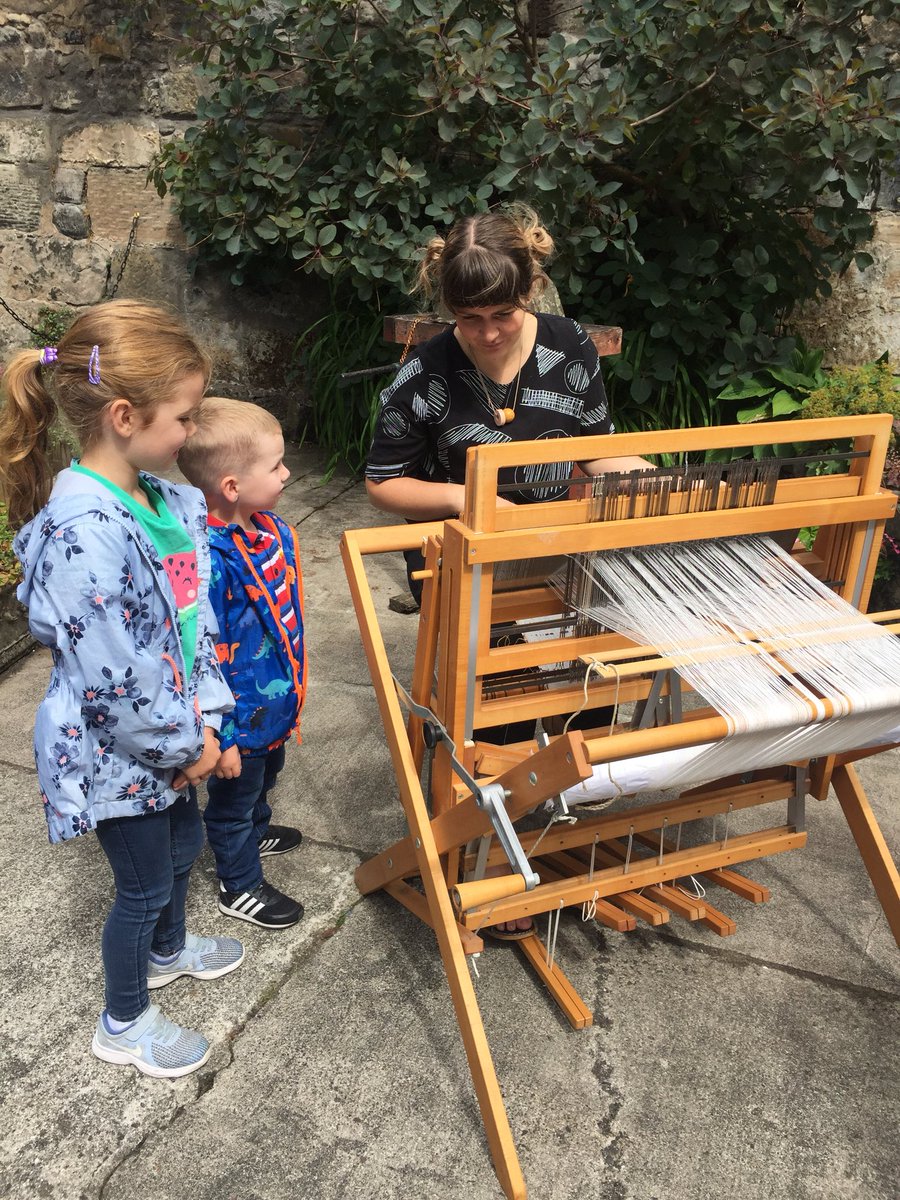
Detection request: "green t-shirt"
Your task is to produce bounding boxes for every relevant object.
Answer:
[71,465,199,679]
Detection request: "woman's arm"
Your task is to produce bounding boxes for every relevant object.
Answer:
[578,454,655,475]
[366,476,517,520]
[365,476,467,520]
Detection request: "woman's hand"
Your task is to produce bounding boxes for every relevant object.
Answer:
[171,726,221,791]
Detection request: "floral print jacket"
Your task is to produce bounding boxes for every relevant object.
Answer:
[15,468,235,843]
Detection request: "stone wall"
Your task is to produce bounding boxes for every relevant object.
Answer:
[791,208,900,367]
[0,1,322,427]
[0,0,896,419]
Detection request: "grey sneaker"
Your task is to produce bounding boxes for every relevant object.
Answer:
[91,1004,210,1079]
[147,931,245,990]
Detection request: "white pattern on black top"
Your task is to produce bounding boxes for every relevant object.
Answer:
[564,361,591,393]
[437,422,511,471]
[380,356,423,405]
[520,388,583,418]
[366,314,613,503]
[381,407,410,439]
[535,344,566,376]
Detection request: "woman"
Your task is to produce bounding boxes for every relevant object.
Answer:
[365,208,651,938]
[366,206,649,535]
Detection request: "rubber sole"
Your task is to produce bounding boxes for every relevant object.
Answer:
[216,899,302,929]
[91,1033,211,1079]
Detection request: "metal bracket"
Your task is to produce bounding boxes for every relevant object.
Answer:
[393,677,539,889]
[537,731,575,822]
[788,764,807,832]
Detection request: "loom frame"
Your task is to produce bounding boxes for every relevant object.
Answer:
[340,415,900,1200]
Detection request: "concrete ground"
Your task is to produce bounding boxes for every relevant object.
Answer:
[0,445,898,1200]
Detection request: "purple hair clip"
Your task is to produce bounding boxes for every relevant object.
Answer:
[88,344,101,385]
[39,347,58,366]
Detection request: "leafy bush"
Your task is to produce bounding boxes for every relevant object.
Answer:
[27,306,75,351]
[152,0,899,405]
[293,288,397,478]
[717,343,829,424]
[802,361,900,424]
[0,502,19,588]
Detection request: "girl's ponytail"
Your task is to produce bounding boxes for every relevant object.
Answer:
[0,350,60,527]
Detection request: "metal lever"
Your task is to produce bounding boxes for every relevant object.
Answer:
[393,678,540,890]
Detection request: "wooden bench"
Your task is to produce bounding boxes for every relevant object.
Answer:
[384,313,622,358]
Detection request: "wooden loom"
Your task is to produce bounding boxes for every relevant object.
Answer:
[340,415,900,1199]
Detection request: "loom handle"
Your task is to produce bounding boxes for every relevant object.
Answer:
[453,874,528,911]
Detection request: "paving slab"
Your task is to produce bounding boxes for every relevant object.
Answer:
[0,446,897,1200]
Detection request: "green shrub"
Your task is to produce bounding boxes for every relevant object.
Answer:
[152,0,899,406]
[294,289,398,478]
[802,361,900,425]
[0,503,19,589]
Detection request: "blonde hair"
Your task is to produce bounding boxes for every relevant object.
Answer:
[0,300,211,527]
[178,396,282,494]
[415,204,554,312]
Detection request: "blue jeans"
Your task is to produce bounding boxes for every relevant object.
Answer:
[204,744,285,893]
[94,789,203,1021]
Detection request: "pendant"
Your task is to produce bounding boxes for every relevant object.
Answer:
[494,408,516,427]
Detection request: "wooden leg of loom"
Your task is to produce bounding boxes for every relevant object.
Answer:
[342,534,527,1199]
[830,762,900,947]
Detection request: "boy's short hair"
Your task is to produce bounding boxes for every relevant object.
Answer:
[179,396,282,493]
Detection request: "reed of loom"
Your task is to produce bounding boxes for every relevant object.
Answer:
[340,414,900,1200]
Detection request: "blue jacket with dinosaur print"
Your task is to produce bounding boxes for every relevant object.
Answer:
[206,511,306,756]
[15,468,235,843]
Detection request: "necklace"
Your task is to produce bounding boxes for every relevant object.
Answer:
[470,334,525,427]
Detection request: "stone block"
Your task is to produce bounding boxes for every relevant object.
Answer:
[0,115,49,162]
[88,32,130,62]
[52,202,90,239]
[0,50,43,107]
[145,64,203,118]
[53,166,85,203]
[791,212,900,365]
[86,168,185,247]
[0,229,109,306]
[49,84,82,112]
[60,120,159,167]
[0,162,43,231]
[99,244,189,311]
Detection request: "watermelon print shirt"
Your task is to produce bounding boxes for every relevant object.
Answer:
[71,465,199,678]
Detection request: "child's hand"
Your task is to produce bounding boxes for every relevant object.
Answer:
[214,744,242,780]
[171,727,221,791]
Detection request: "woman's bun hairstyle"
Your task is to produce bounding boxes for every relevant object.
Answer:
[415,206,554,313]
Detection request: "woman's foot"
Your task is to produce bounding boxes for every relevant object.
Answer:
[485,916,534,941]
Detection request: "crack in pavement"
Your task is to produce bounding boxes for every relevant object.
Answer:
[94,894,367,1200]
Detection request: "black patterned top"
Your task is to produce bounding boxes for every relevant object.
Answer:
[366,314,615,504]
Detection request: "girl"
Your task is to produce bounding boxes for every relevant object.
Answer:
[0,300,242,1078]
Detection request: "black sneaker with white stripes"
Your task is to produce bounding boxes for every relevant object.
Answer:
[217,880,304,928]
[257,824,303,858]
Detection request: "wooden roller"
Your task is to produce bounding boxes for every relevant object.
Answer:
[453,873,527,911]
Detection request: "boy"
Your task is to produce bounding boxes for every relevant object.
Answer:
[179,398,306,928]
